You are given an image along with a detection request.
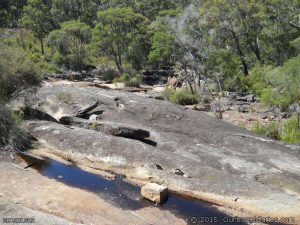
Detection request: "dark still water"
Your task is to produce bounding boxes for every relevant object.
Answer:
[18,153,261,225]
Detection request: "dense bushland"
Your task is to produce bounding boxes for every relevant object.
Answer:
[0,0,299,143]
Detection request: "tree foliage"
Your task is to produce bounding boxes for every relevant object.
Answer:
[0,0,27,27]
[93,7,149,74]
[1,0,299,143]
[0,0,299,94]
[0,44,41,103]
[259,56,300,110]
[20,0,54,54]
[51,0,104,26]
[148,31,175,67]
[49,21,92,71]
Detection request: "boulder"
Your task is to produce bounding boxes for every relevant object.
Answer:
[141,183,168,204]
[89,114,101,121]
[65,71,84,81]
[236,94,257,102]
[171,168,184,176]
[185,104,211,111]
[238,105,249,113]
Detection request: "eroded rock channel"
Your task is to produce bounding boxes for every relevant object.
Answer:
[18,153,250,225]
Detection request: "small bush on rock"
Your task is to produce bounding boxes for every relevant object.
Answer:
[175,89,201,105]
[253,121,280,140]
[113,73,141,87]
[100,69,119,81]
[161,88,201,106]
[253,115,300,144]
[281,115,300,144]
[125,76,141,87]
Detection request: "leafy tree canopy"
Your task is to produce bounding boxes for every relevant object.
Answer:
[93,7,149,73]
[49,21,92,71]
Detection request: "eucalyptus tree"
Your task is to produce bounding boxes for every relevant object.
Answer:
[93,7,149,74]
[51,0,105,26]
[0,0,27,28]
[21,0,54,55]
[49,21,92,71]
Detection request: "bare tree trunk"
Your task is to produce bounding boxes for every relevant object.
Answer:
[116,53,123,75]
[245,33,262,63]
[254,37,262,62]
[217,76,223,93]
[231,30,249,75]
[116,63,123,75]
[184,67,194,94]
[19,28,25,49]
[188,81,195,94]
[297,113,300,130]
[218,96,223,120]
[40,38,45,55]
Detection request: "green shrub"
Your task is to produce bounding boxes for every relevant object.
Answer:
[161,88,177,102]
[35,61,58,76]
[247,57,300,111]
[161,88,201,106]
[0,42,41,149]
[113,73,141,87]
[253,116,300,144]
[253,121,280,140]
[246,65,272,95]
[125,76,141,87]
[52,52,65,67]
[280,115,300,144]
[0,44,41,103]
[0,106,28,149]
[114,73,130,83]
[28,52,42,63]
[148,31,175,67]
[175,89,201,105]
[100,69,119,81]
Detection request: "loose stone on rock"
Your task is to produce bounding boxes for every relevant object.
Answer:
[141,183,169,204]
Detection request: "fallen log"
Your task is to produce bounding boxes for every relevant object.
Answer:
[74,101,100,118]
[59,116,150,140]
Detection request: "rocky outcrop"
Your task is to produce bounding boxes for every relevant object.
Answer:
[22,82,300,220]
[46,70,94,81]
[236,94,257,102]
[210,93,257,113]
